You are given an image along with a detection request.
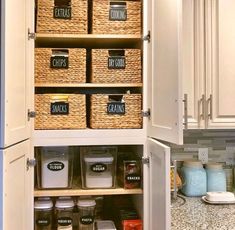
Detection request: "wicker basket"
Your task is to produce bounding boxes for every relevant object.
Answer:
[35,94,86,129]
[91,49,142,83]
[35,48,86,84]
[92,0,141,34]
[90,94,142,129]
[36,0,87,34]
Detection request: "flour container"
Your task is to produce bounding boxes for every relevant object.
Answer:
[34,198,53,230]
[36,147,73,189]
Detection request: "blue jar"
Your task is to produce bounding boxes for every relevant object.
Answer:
[206,163,226,192]
[181,161,207,197]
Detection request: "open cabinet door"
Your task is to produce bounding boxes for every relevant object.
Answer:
[0,0,34,148]
[145,0,183,145]
[147,138,171,230]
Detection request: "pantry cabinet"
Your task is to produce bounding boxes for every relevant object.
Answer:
[183,0,235,129]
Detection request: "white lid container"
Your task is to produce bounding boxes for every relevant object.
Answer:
[96,220,117,230]
[34,199,53,210]
[84,154,114,163]
[77,199,96,208]
[55,197,74,209]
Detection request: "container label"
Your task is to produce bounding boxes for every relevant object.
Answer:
[108,56,126,69]
[50,102,69,115]
[36,218,50,226]
[91,163,107,173]
[80,215,94,225]
[50,56,69,69]
[107,102,125,115]
[53,7,71,19]
[126,173,141,182]
[47,161,65,171]
[109,8,127,21]
[58,217,72,226]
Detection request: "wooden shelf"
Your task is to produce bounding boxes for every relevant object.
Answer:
[34,187,143,197]
[35,33,142,48]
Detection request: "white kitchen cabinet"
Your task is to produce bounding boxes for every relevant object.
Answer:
[183,0,235,129]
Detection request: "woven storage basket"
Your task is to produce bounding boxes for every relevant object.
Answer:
[35,94,86,129]
[91,49,142,83]
[92,0,141,34]
[36,0,87,34]
[90,94,142,129]
[35,48,86,84]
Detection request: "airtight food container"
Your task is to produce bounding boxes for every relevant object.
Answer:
[36,147,74,189]
[34,198,53,230]
[96,220,117,230]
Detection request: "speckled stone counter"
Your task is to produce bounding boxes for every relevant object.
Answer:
[171,195,235,230]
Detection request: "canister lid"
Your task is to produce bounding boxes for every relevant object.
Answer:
[84,154,114,163]
[96,220,117,230]
[77,199,96,207]
[34,198,53,209]
[55,197,74,208]
[206,163,223,170]
[183,160,203,168]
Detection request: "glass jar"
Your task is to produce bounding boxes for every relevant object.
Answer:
[206,163,226,192]
[55,197,75,230]
[77,199,96,230]
[180,161,207,197]
[34,198,53,230]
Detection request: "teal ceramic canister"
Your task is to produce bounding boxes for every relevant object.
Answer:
[181,161,207,197]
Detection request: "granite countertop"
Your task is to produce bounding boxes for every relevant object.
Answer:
[171,195,235,230]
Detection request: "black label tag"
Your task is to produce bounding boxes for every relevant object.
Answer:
[50,56,69,69]
[53,7,71,19]
[107,102,125,115]
[47,161,65,171]
[126,173,141,182]
[108,56,126,69]
[91,163,107,173]
[58,217,72,226]
[109,8,127,21]
[36,218,50,226]
[80,216,94,225]
[51,102,69,115]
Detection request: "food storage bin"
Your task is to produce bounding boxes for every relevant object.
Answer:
[36,147,74,189]
[55,197,75,230]
[77,199,96,230]
[80,147,117,189]
[34,198,53,230]
[35,94,86,130]
[96,220,117,230]
[92,0,141,34]
[36,0,87,34]
[91,49,141,83]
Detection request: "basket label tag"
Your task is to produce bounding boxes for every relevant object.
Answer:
[51,102,69,115]
[108,56,126,69]
[36,218,50,226]
[50,56,69,69]
[47,161,65,171]
[107,102,125,115]
[80,216,94,225]
[58,217,72,226]
[91,163,107,173]
[109,8,127,21]
[53,7,71,19]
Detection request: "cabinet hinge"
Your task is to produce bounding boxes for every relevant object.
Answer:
[143,31,151,43]
[28,28,35,40]
[28,110,36,121]
[142,157,150,165]
[142,109,150,118]
[26,158,36,171]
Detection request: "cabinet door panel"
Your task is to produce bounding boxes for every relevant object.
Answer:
[206,0,235,128]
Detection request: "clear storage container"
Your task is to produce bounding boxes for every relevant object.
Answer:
[34,198,53,230]
[55,197,75,230]
[36,147,74,189]
[77,199,96,230]
[96,220,116,230]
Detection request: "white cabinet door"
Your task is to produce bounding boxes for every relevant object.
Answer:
[206,0,235,128]
[146,0,183,145]
[0,140,33,230]
[0,0,34,148]
[147,138,171,230]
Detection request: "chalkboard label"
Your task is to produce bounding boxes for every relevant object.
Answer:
[126,173,141,182]
[109,7,127,21]
[51,102,69,115]
[80,216,94,225]
[36,218,50,226]
[58,217,72,226]
[108,56,126,69]
[53,7,71,19]
[50,56,69,69]
[91,163,107,173]
[107,102,125,115]
[47,161,65,171]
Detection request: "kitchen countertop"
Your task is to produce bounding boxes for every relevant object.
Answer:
[171,194,235,230]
